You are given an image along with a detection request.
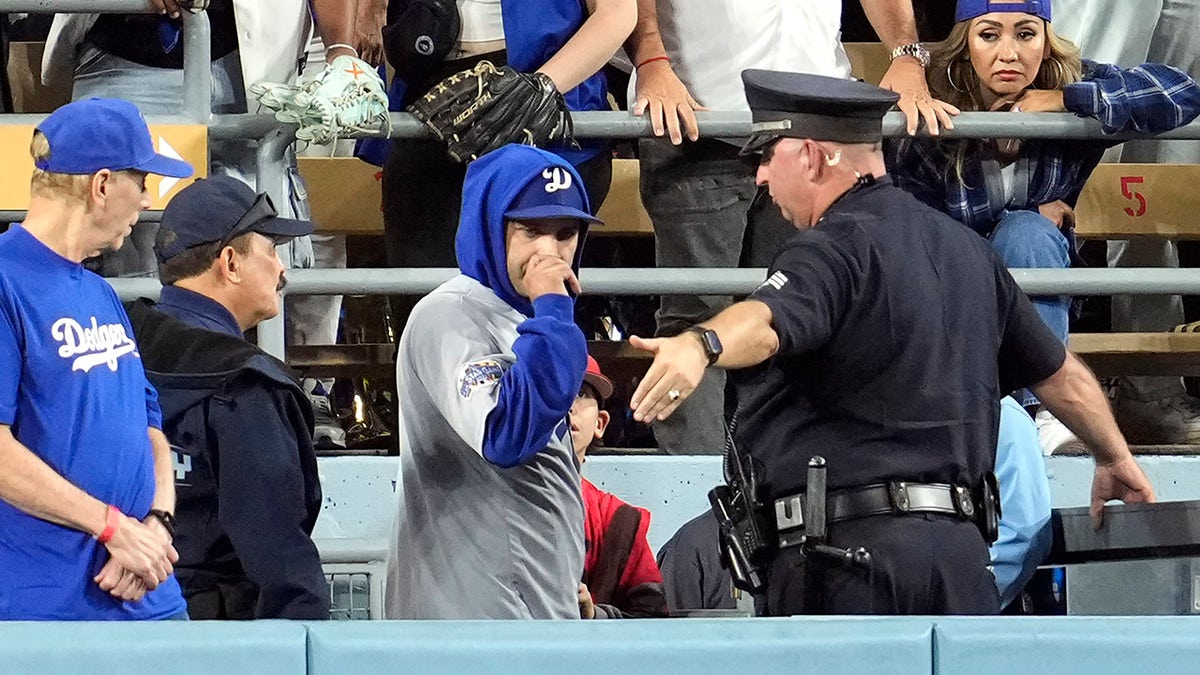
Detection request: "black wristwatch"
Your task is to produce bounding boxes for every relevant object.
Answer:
[147,509,177,539]
[685,326,723,366]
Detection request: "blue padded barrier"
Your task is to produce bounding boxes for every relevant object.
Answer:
[0,620,308,675]
[933,616,1200,675]
[307,618,933,675]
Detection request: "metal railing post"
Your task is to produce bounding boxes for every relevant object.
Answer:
[255,127,298,359]
[180,10,212,124]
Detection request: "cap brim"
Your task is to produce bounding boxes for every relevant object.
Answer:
[253,215,315,240]
[583,372,614,401]
[739,132,779,156]
[504,205,604,225]
[136,153,195,178]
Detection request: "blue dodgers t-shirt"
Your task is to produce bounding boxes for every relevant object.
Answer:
[0,225,184,620]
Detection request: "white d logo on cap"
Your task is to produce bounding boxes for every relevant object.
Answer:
[543,167,572,193]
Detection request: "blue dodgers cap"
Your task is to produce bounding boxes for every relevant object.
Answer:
[503,161,604,226]
[955,0,1051,21]
[35,98,193,178]
[156,175,313,263]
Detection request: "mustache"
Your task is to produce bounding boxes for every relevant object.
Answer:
[276,274,288,292]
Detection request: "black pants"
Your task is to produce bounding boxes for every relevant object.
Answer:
[760,514,1000,616]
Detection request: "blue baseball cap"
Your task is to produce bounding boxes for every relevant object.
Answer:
[956,0,1051,21]
[156,176,313,263]
[503,160,603,226]
[35,98,194,178]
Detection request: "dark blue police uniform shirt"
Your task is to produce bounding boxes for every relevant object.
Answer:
[156,285,243,337]
[737,176,1065,498]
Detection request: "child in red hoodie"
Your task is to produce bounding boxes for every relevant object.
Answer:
[572,355,668,619]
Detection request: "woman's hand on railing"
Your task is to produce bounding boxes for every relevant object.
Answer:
[880,58,959,136]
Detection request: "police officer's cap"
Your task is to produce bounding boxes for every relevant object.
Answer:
[740,70,899,154]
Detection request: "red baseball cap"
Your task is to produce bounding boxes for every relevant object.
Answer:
[583,355,614,401]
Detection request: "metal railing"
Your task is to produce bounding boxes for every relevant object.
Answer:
[107,267,1200,359]
[5,0,1200,360]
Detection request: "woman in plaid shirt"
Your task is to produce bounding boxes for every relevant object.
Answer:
[884,0,1200,453]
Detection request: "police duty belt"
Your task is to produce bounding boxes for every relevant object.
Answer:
[774,481,981,550]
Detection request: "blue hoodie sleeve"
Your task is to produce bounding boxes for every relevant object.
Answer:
[482,294,587,468]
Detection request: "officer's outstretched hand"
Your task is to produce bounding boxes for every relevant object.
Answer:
[1090,455,1156,529]
[629,333,708,423]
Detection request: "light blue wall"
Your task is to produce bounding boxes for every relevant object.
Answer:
[313,455,1200,555]
[8,617,1200,673]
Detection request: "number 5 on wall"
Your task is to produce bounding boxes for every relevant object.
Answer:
[1121,176,1147,217]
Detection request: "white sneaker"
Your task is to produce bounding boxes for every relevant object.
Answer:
[308,392,347,449]
[1034,409,1089,456]
[1115,391,1200,445]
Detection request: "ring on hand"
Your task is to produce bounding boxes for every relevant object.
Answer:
[668,389,682,402]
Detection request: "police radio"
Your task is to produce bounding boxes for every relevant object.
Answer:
[709,413,777,594]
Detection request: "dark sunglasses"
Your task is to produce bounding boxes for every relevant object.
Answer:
[217,191,278,250]
[758,137,783,165]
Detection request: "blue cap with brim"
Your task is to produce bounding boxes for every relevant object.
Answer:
[503,165,603,226]
[156,176,313,263]
[955,0,1051,22]
[35,98,194,178]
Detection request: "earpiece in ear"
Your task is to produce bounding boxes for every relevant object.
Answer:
[824,150,843,167]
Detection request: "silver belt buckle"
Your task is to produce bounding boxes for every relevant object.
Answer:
[774,494,806,549]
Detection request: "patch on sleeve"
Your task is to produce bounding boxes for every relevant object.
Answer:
[755,271,789,293]
[458,359,505,398]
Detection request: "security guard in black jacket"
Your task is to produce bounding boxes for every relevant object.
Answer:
[127,176,328,620]
[630,71,1155,615]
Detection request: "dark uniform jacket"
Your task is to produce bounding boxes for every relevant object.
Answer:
[126,298,328,620]
[738,176,1065,499]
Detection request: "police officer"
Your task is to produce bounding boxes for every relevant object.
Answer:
[630,70,1155,615]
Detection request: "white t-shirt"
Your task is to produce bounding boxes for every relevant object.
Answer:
[1000,162,1017,205]
[629,0,852,111]
[459,0,504,43]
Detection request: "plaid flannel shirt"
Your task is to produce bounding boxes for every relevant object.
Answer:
[885,60,1200,236]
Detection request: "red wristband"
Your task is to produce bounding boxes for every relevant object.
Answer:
[95,505,121,544]
[636,55,670,70]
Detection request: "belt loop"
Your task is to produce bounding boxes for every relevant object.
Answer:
[888,482,910,512]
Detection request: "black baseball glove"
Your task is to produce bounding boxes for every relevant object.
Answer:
[408,60,575,163]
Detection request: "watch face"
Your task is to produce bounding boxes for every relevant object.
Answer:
[702,329,723,359]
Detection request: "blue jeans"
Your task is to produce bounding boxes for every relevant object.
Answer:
[988,210,1071,406]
